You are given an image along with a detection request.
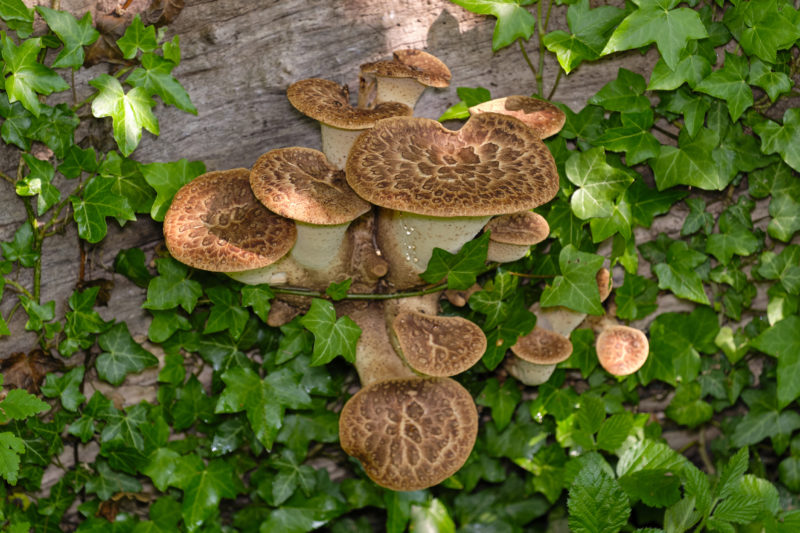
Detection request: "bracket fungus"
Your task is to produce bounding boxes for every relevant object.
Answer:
[484,211,550,263]
[468,95,566,139]
[507,326,573,386]
[358,49,451,109]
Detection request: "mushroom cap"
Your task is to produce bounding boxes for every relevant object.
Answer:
[346,113,559,217]
[469,95,566,138]
[596,325,649,376]
[250,147,371,225]
[511,326,573,365]
[360,49,451,87]
[485,211,550,245]
[339,377,478,491]
[287,78,412,129]
[163,169,296,272]
[392,311,487,376]
[596,268,612,303]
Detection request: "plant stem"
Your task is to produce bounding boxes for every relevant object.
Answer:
[508,272,555,279]
[272,282,450,301]
[547,69,562,100]
[4,279,34,299]
[518,40,538,93]
[536,0,546,97]
[698,427,715,475]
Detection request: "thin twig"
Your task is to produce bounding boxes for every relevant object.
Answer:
[518,39,538,91]
[698,427,716,475]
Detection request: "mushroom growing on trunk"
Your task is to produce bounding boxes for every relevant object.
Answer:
[358,49,451,109]
[468,95,566,139]
[484,211,550,263]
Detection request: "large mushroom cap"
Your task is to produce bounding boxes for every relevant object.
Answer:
[287,78,411,129]
[469,95,566,139]
[250,147,371,225]
[511,326,573,365]
[392,311,487,377]
[163,169,296,272]
[346,113,559,217]
[339,377,478,491]
[485,211,550,245]
[596,325,649,376]
[360,49,451,88]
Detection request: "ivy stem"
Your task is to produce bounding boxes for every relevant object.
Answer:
[535,0,547,97]
[518,39,538,92]
[547,69,562,101]
[508,272,556,279]
[698,427,715,475]
[272,282,449,301]
[3,279,34,299]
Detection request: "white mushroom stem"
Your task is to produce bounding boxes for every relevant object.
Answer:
[487,240,532,263]
[378,209,491,289]
[506,327,572,386]
[373,76,428,109]
[320,124,365,169]
[290,221,349,271]
[505,356,557,386]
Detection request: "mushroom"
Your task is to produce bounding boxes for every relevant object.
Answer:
[287,78,412,168]
[468,95,566,139]
[506,326,573,386]
[163,168,296,275]
[346,113,559,289]
[485,211,550,263]
[533,268,613,337]
[358,49,451,109]
[595,325,649,376]
[338,376,478,491]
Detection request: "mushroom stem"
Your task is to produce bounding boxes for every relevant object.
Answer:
[290,221,349,271]
[320,124,365,169]
[506,326,572,386]
[372,76,428,108]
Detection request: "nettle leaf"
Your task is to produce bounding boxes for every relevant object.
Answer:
[420,231,489,289]
[751,316,800,408]
[588,68,649,113]
[450,0,537,52]
[540,245,604,315]
[751,108,800,173]
[694,52,752,122]
[116,14,158,59]
[215,367,311,450]
[1,34,69,116]
[602,0,708,70]
[96,322,158,386]
[542,0,626,74]
[723,0,800,64]
[566,147,633,220]
[594,110,660,165]
[652,240,709,305]
[0,431,25,484]
[36,7,99,69]
[299,298,360,366]
[141,159,206,221]
[70,175,136,243]
[748,58,792,102]
[0,387,49,423]
[127,53,197,114]
[90,73,159,156]
[652,128,728,191]
[568,458,631,533]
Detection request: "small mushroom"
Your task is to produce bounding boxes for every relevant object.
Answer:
[338,376,478,491]
[485,211,550,263]
[507,326,573,386]
[346,113,559,289]
[533,268,614,337]
[287,78,411,168]
[595,325,649,376]
[468,95,566,139]
[358,49,451,109]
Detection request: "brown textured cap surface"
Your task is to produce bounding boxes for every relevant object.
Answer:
[339,377,478,491]
[511,326,573,364]
[287,78,411,129]
[346,113,559,217]
[596,268,612,303]
[596,325,649,376]
[250,147,371,225]
[164,169,296,272]
[485,211,549,245]
[393,312,487,376]
[361,49,451,87]
[469,95,566,138]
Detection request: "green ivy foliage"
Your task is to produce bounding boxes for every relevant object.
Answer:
[1,0,800,531]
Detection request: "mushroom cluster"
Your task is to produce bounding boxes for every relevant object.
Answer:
[162,49,650,491]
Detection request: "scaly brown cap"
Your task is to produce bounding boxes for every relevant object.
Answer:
[346,113,559,217]
[287,78,411,129]
[250,147,371,225]
[360,49,451,87]
[596,325,649,376]
[163,169,296,272]
[469,95,566,138]
[485,211,550,245]
[339,377,478,491]
[392,311,487,376]
[511,326,573,365]
[597,268,612,303]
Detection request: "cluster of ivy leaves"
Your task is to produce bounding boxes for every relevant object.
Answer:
[2,0,800,531]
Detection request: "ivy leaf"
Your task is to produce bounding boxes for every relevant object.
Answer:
[602,0,708,70]
[203,285,249,340]
[588,68,650,113]
[595,111,660,166]
[17,153,59,215]
[751,316,800,408]
[241,284,274,322]
[566,147,633,219]
[665,382,713,428]
[757,245,800,295]
[615,272,659,321]
[647,43,712,91]
[215,367,311,450]
[96,322,158,386]
[420,232,489,290]
[730,386,800,447]
[751,108,800,173]
[476,378,521,431]
[61,286,111,356]
[542,0,626,74]
[540,245,604,315]
[28,103,79,159]
[299,298,360,366]
[439,86,491,121]
[469,269,518,330]
[652,240,709,305]
[169,455,240,532]
[115,14,158,59]
[0,91,33,150]
[450,0,537,52]
[18,295,55,331]
[748,59,792,102]
[141,159,206,221]
[59,145,98,179]
[127,53,197,114]
[143,257,203,313]
[723,0,800,64]
[41,366,85,412]
[705,227,759,265]
[36,7,99,69]
[325,279,351,301]
[114,247,153,288]
[651,128,727,191]
[694,52,752,122]
[70,175,136,243]
[90,73,159,156]
[568,458,631,533]
[0,0,34,37]
[85,460,141,500]
[589,194,633,243]
[1,35,69,116]
[98,151,154,215]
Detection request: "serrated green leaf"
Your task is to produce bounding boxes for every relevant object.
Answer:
[0,388,49,423]
[619,469,681,508]
[450,0,537,52]
[420,231,489,289]
[36,7,99,69]
[96,322,158,386]
[298,298,360,366]
[597,412,634,453]
[90,73,158,156]
[568,458,630,533]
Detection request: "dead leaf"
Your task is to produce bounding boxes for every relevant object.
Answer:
[0,350,64,392]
